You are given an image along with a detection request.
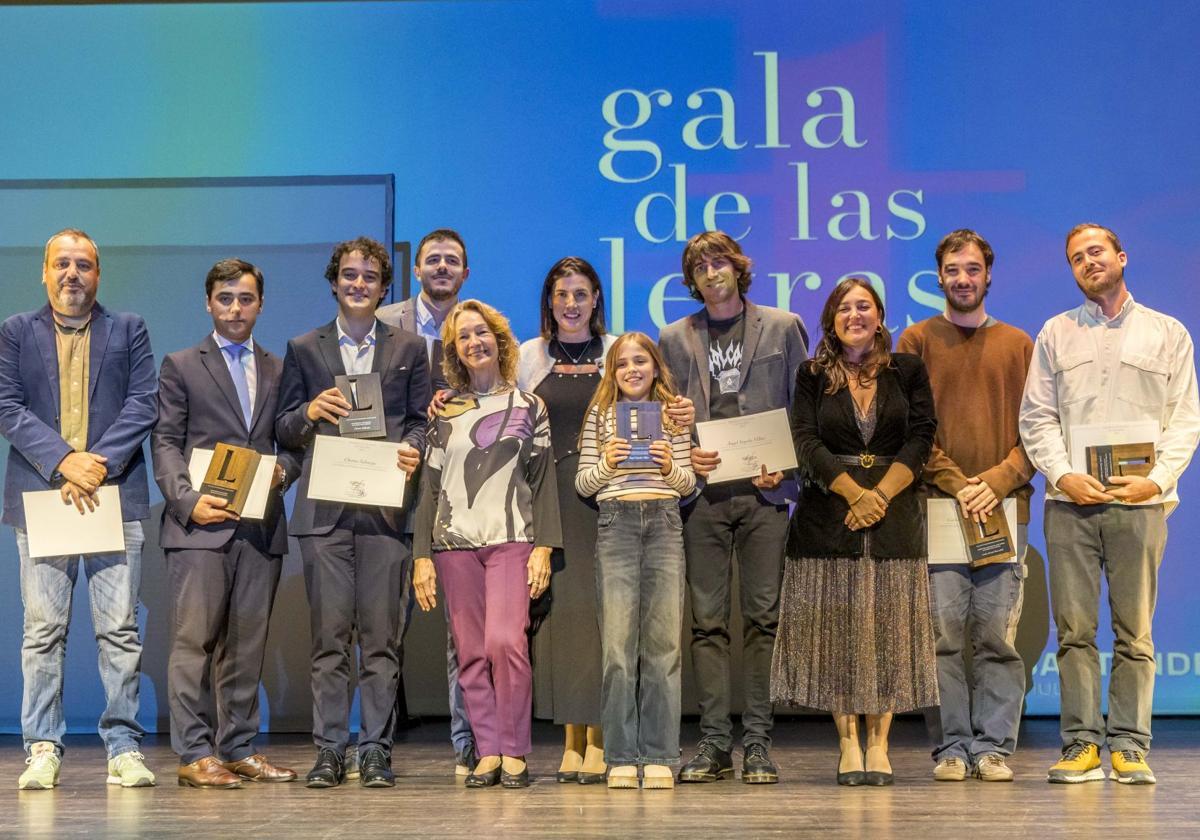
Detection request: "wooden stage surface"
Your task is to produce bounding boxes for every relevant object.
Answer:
[2,717,1198,838]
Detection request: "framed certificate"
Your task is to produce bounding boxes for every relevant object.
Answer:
[23,485,125,559]
[307,435,407,508]
[188,447,278,520]
[695,408,798,484]
[927,497,1017,565]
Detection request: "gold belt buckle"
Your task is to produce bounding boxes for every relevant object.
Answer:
[858,453,875,468]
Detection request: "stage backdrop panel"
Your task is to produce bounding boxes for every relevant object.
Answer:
[0,1,1197,729]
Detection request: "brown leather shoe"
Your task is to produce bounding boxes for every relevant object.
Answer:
[222,754,297,783]
[178,756,244,789]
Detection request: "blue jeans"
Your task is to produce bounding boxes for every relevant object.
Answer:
[16,521,146,759]
[927,525,1027,764]
[595,499,685,766]
[446,629,473,753]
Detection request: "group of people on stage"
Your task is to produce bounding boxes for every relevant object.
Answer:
[1,221,1195,793]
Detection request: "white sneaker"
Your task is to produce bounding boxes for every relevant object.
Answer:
[933,756,966,781]
[18,742,61,790]
[106,751,156,787]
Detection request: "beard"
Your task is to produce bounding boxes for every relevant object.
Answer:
[422,276,459,302]
[942,283,987,314]
[54,285,94,316]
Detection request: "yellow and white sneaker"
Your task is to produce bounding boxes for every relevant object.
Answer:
[106,751,156,787]
[1110,749,1155,785]
[1047,741,1104,783]
[18,742,60,790]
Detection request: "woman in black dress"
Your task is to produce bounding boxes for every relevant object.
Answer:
[771,277,939,786]
[518,257,615,783]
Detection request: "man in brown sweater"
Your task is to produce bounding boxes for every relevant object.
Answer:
[897,229,1034,783]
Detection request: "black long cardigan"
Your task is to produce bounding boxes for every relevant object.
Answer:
[786,352,937,559]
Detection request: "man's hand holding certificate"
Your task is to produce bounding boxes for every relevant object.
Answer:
[308,436,408,508]
[694,408,798,485]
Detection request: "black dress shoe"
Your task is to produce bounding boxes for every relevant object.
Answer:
[555,770,579,783]
[465,765,502,788]
[678,743,734,783]
[359,747,395,788]
[837,770,867,786]
[501,764,531,789]
[864,771,894,786]
[742,744,779,784]
[577,770,607,785]
[305,749,345,789]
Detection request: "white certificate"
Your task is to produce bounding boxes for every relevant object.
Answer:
[695,408,799,484]
[23,485,125,559]
[1067,420,1159,474]
[188,448,278,520]
[308,435,407,508]
[927,497,1017,565]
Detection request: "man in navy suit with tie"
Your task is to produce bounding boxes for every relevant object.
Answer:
[276,237,431,788]
[0,229,158,790]
[152,258,301,788]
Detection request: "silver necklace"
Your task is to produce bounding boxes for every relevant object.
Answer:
[555,335,595,366]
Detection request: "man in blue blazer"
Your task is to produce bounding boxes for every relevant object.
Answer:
[152,258,302,788]
[276,236,431,788]
[0,229,158,790]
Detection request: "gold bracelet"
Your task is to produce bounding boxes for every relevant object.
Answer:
[851,489,866,505]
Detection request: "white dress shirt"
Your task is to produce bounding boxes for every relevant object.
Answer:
[413,294,444,360]
[1020,292,1200,507]
[212,331,258,408]
[336,317,377,376]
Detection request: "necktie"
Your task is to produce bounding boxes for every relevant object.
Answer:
[223,344,253,429]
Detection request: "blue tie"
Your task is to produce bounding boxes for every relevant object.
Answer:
[223,344,253,429]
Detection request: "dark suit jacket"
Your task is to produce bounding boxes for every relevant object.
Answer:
[152,335,300,554]
[376,296,450,392]
[659,299,809,504]
[275,318,431,537]
[0,303,157,528]
[787,352,936,559]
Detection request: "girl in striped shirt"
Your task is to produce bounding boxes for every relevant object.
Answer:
[575,332,695,789]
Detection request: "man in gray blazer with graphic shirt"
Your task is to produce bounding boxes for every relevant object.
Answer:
[659,230,808,785]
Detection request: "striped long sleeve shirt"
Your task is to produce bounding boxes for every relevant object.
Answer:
[575,404,695,501]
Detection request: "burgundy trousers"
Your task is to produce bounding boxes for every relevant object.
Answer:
[437,542,533,757]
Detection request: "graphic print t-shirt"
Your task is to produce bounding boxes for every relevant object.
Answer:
[707,310,745,420]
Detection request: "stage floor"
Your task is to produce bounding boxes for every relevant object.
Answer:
[2,717,1197,838]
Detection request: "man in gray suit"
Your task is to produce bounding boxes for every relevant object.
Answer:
[276,237,431,789]
[153,258,301,788]
[377,227,476,775]
[376,227,468,394]
[658,230,808,785]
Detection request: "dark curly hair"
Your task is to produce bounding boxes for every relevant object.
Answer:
[323,236,393,298]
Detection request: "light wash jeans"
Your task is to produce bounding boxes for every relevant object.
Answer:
[16,521,146,759]
[927,524,1028,765]
[595,499,685,766]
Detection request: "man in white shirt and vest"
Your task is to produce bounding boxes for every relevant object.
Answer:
[1020,223,1200,785]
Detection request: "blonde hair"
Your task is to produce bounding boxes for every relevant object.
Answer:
[579,332,682,446]
[440,299,519,391]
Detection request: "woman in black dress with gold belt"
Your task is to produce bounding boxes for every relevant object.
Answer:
[771,277,939,786]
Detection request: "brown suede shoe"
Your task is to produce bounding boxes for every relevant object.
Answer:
[178,756,244,789]
[222,754,297,782]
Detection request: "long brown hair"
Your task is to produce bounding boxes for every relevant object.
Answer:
[578,332,683,447]
[808,277,892,394]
